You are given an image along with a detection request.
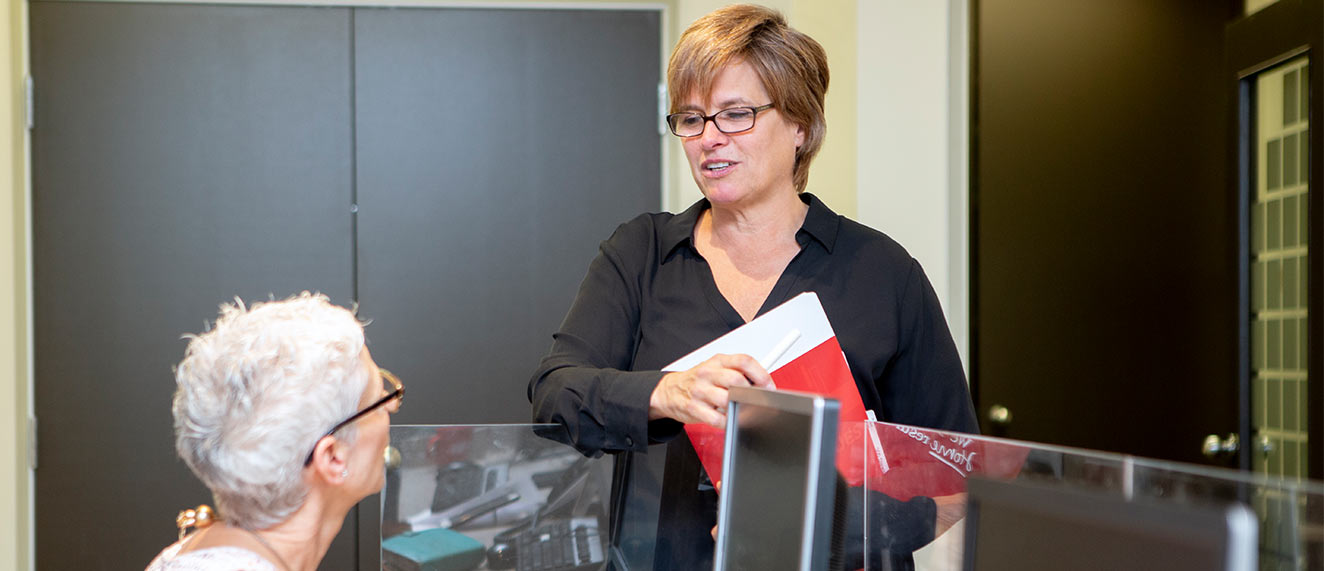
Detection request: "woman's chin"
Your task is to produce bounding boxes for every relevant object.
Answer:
[698,185,751,206]
[347,467,386,501]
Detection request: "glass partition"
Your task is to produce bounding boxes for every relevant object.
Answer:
[383,423,1324,570]
[861,421,1324,570]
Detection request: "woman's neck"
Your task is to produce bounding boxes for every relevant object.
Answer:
[254,499,344,571]
[701,190,808,250]
[184,497,343,571]
[693,190,809,321]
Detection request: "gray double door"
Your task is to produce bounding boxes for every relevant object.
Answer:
[30,3,660,568]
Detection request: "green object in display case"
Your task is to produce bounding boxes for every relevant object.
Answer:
[382,528,485,571]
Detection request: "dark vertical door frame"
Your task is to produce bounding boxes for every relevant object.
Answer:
[1226,0,1322,478]
[967,0,982,420]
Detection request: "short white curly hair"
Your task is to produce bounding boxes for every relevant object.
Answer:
[172,292,369,530]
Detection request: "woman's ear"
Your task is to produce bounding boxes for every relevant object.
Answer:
[795,123,806,148]
[308,435,351,484]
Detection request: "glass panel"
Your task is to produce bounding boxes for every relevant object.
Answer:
[1284,195,1298,248]
[1284,314,1298,370]
[1253,56,1309,483]
[1285,133,1299,186]
[1268,259,1282,310]
[859,421,1324,569]
[1254,201,1266,253]
[1268,199,1283,250]
[1284,376,1299,431]
[1285,70,1298,125]
[1269,138,1282,190]
[1285,258,1299,310]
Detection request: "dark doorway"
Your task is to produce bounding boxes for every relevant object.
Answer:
[971,0,1242,464]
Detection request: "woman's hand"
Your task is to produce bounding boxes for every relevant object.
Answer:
[649,353,775,427]
[933,492,967,537]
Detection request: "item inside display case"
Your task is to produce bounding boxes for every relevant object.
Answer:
[383,426,614,571]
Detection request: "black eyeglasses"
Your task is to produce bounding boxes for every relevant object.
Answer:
[665,104,774,137]
[303,368,404,466]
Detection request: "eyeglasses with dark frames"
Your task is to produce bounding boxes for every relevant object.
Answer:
[665,104,775,137]
[303,368,404,466]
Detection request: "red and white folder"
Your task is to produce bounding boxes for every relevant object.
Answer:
[668,292,1026,499]
[666,292,869,486]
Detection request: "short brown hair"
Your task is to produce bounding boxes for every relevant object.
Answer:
[667,4,829,193]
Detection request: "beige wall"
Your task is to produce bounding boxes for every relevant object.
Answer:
[790,0,857,218]
[857,0,968,367]
[0,2,964,569]
[3,0,28,568]
[1245,0,1278,16]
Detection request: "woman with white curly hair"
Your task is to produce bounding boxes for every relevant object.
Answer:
[147,292,403,571]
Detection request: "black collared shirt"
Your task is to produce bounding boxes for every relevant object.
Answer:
[529,193,978,455]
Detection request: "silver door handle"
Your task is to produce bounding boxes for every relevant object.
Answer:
[988,404,1012,426]
[1202,433,1239,458]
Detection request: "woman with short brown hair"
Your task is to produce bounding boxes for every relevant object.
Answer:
[531,5,976,567]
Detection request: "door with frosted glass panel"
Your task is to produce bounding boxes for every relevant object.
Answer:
[1229,0,1324,481]
[1248,67,1313,571]
[1248,56,1312,559]
[1229,1,1324,566]
[1249,57,1308,482]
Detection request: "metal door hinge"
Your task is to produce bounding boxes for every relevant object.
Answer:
[25,76,34,130]
[28,416,37,470]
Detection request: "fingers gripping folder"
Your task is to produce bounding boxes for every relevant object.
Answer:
[665,292,872,488]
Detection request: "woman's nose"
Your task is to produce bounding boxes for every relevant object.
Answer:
[698,120,729,148]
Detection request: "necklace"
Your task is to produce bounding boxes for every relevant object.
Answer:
[237,526,295,571]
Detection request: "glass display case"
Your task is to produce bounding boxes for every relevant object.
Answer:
[382,422,1324,570]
